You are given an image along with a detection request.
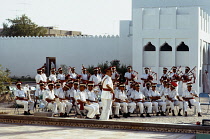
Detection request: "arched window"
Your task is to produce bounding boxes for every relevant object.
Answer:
[160,42,172,51]
[144,42,156,51]
[177,42,189,51]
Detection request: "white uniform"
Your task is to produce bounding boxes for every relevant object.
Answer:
[166,89,183,110]
[141,87,152,101]
[131,90,152,114]
[100,75,113,120]
[182,90,201,112]
[57,73,65,80]
[89,74,102,85]
[41,73,47,82]
[70,73,77,79]
[81,73,88,80]
[124,72,133,89]
[49,74,57,82]
[114,90,136,114]
[75,90,98,118]
[35,74,43,89]
[149,90,166,112]
[43,89,58,113]
[15,89,34,112]
[87,90,100,115]
[55,88,73,113]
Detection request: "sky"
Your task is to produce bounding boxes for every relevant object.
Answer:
[0,0,132,35]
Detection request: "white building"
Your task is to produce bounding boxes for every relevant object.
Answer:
[1,0,210,93]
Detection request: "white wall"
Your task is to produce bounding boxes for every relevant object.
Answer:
[0,35,132,78]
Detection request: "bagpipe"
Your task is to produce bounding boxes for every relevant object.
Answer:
[148,68,157,81]
[182,66,196,83]
[131,70,138,80]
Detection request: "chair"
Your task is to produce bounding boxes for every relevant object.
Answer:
[14,100,20,115]
[199,93,210,113]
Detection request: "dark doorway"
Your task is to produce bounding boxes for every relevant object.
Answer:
[46,57,56,76]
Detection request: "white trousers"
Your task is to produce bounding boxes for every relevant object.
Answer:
[152,101,166,112]
[16,100,34,111]
[100,99,112,120]
[84,103,99,118]
[166,100,183,110]
[57,101,73,113]
[137,102,152,114]
[128,102,136,113]
[47,102,58,114]
[183,99,201,112]
[99,102,112,115]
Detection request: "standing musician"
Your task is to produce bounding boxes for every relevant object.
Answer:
[141,67,153,87]
[89,67,102,87]
[49,68,57,82]
[111,66,120,82]
[80,68,90,81]
[160,67,169,84]
[181,66,194,93]
[57,68,66,85]
[124,66,137,90]
[35,68,43,89]
[70,67,78,79]
[169,66,181,93]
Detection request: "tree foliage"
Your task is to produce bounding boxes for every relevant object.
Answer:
[1,14,47,37]
[0,65,12,94]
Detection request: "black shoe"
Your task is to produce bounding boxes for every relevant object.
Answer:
[113,115,120,118]
[127,112,131,117]
[119,111,122,115]
[172,113,176,116]
[161,112,166,116]
[146,113,151,117]
[140,114,145,118]
[24,111,28,115]
[59,113,64,117]
[185,112,187,117]
[27,112,33,115]
[156,112,159,116]
[198,113,202,117]
[96,115,100,119]
[109,115,113,119]
[178,113,182,116]
[123,113,128,118]
[63,113,68,117]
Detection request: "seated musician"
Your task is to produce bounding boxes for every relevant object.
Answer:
[141,67,153,87]
[35,81,46,109]
[182,83,202,117]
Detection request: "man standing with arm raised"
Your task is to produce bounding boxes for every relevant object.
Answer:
[100,67,114,120]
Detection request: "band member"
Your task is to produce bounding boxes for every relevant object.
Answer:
[75,82,99,119]
[141,82,152,101]
[49,68,57,82]
[81,68,89,81]
[35,68,43,89]
[169,66,181,93]
[141,67,153,87]
[35,81,46,109]
[100,67,114,120]
[89,67,102,86]
[70,67,77,79]
[124,66,136,89]
[41,67,47,83]
[55,84,73,117]
[160,67,169,84]
[165,82,183,116]
[114,83,136,118]
[57,68,66,85]
[14,82,34,115]
[149,83,166,116]
[130,83,152,117]
[98,67,103,79]
[181,66,192,93]
[43,81,58,114]
[111,66,119,82]
[182,83,202,117]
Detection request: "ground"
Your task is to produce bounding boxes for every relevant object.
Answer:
[0,123,195,139]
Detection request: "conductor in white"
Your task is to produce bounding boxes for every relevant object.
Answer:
[100,67,114,120]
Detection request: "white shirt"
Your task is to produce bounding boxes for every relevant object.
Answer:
[111,72,119,80]
[70,73,77,79]
[89,74,102,85]
[55,88,66,99]
[35,74,43,83]
[87,90,98,101]
[168,89,179,100]
[35,88,45,97]
[57,73,65,80]
[141,73,149,80]
[124,72,132,79]
[81,73,88,80]
[75,90,88,102]
[41,73,47,82]
[130,90,145,100]
[14,89,26,98]
[49,74,57,82]
[43,89,55,100]
[101,75,113,99]
[115,90,127,101]
[141,87,152,97]
[182,89,198,98]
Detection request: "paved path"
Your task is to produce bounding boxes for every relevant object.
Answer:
[0,123,195,139]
